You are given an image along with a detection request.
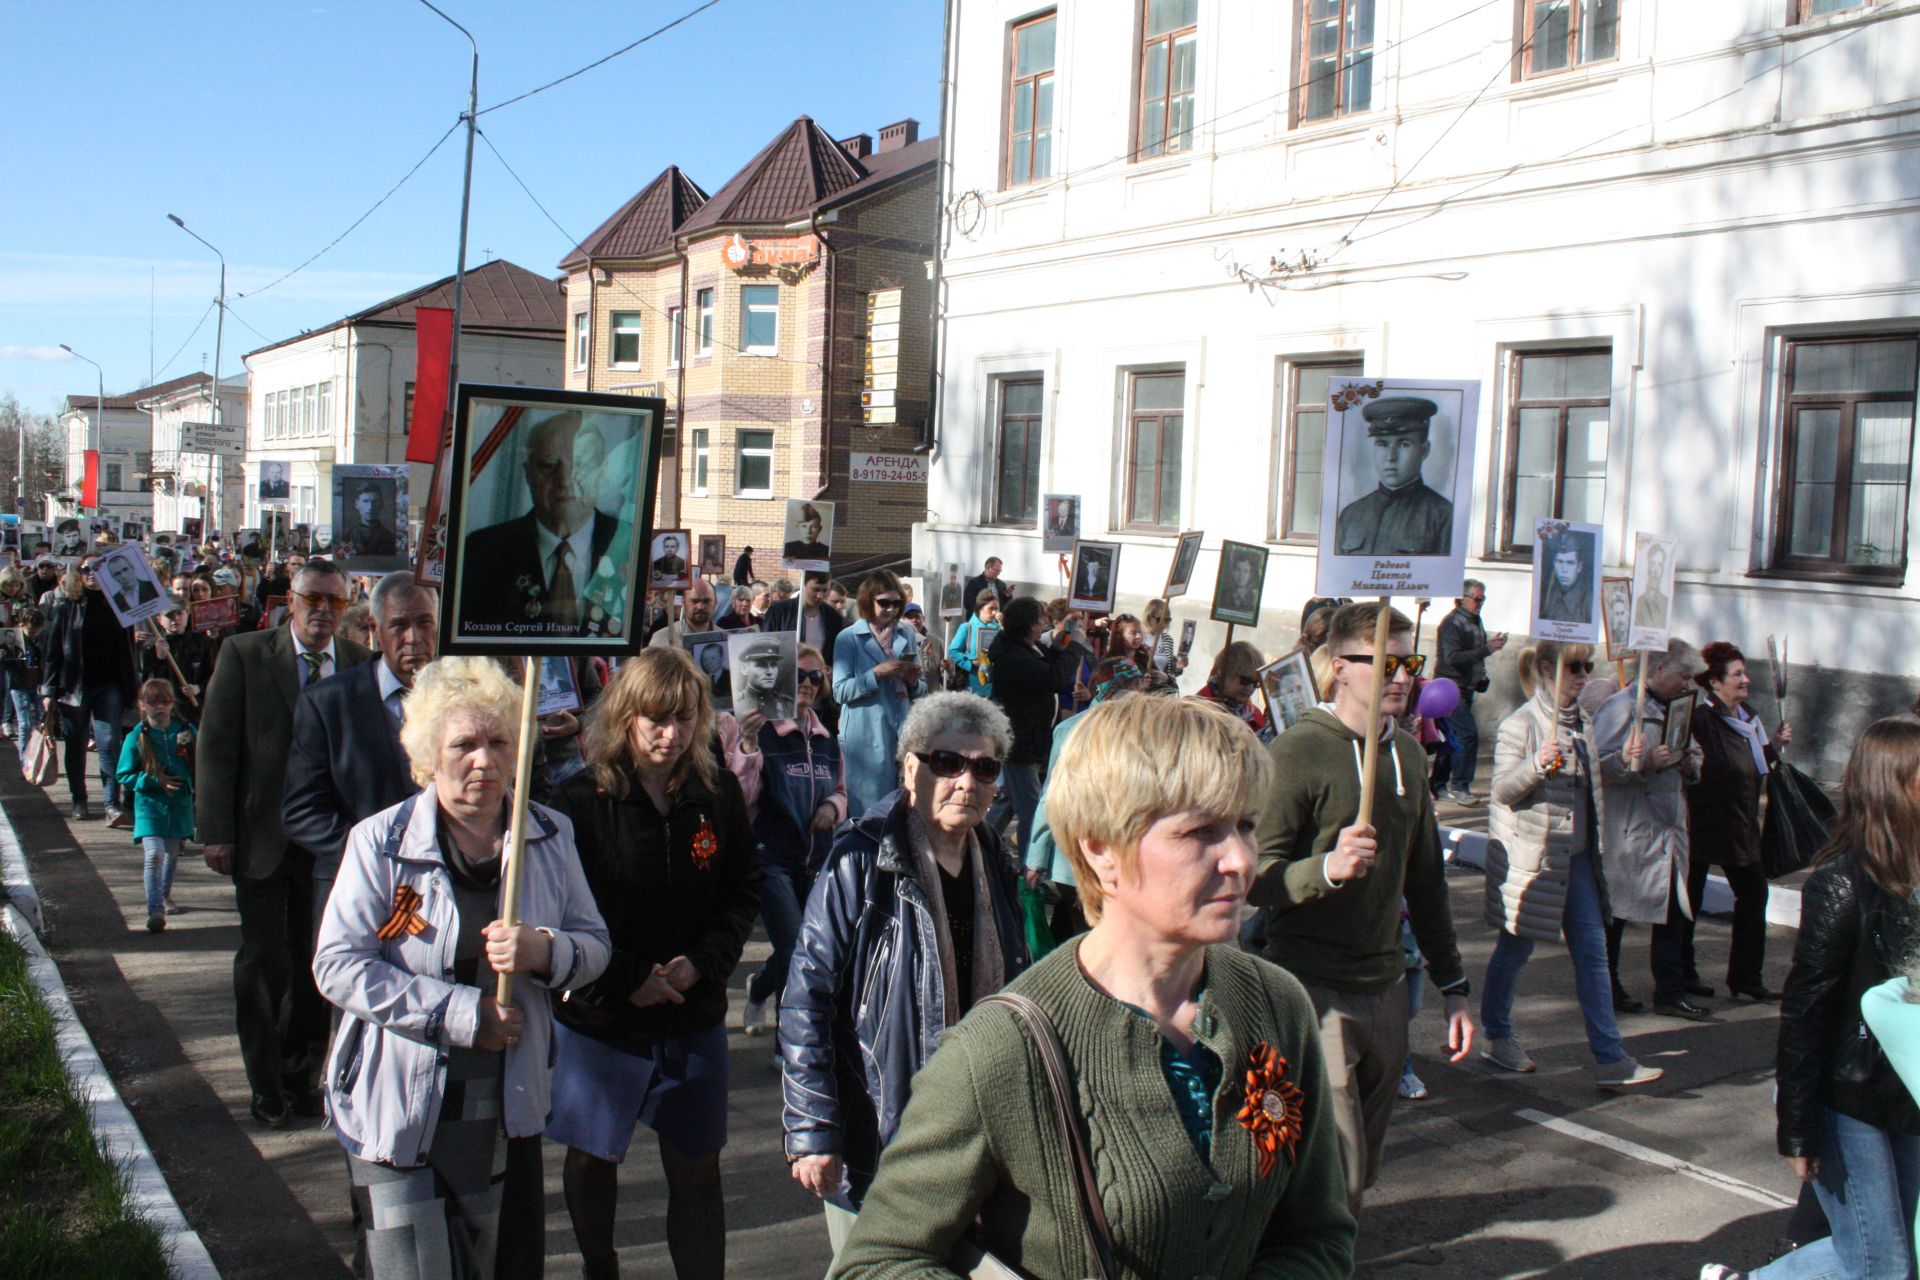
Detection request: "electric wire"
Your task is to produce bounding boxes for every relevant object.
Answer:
[478,0,725,116]
[150,298,217,383]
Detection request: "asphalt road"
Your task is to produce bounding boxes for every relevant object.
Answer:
[7,761,1804,1280]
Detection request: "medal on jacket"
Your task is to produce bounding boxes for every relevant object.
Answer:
[377,885,428,940]
[1238,1042,1305,1179]
[689,816,718,870]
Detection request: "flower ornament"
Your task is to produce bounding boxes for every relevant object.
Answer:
[689,816,719,870]
[1330,380,1387,412]
[1237,1042,1305,1179]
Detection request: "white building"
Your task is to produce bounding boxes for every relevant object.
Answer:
[56,372,219,531]
[143,373,247,536]
[240,258,565,533]
[922,0,1920,775]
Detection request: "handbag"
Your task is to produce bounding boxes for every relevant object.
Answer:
[1759,760,1836,880]
[22,711,58,788]
[950,991,1117,1280]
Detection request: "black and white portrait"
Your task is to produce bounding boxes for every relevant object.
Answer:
[1068,540,1120,614]
[0,628,23,664]
[237,528,266,562]
[92,543,170,628]
[729,629,797,722]
[683,630,733,711]
[1040,493,1080,553]
[332,464,409,573]
[1601,577,1633,661]
[649,529,692,591]
[1627,533,1678,652]
[536,656,583,717]
[120,521,142,543]
[1210,540,1269,628]
[54,518,85,558]
[89,516,113,542]
[20,524,48,559]
[443,385,662,656]
[939,564,964,620]
[259,459,290,502]
[698,534,726,577]
[1663,690,1698,756]
[1164,529,1203,599]
[781,499,835,572]
[1261,651,1319,732]
[312,525,335,554]
[1529,518,1602,644]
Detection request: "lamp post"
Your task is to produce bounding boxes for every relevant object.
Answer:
[417,0,479,522]
[167,213,226,535]
[59,344,104,515]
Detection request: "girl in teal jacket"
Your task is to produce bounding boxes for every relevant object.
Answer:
[115,678,195,932]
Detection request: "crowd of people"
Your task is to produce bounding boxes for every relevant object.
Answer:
[12,541,1920,1280]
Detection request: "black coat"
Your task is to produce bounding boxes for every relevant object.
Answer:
[987,630,1078,766]
[458,510,620,634]
[761,596,846,668]
[962,572,1012,617]
[281,659,415,881]
[1775,853,1920,1158]
[1687,699,1778,871]
[733,551,754,586]
[39,591,139,704]
[1435,606,1492,691]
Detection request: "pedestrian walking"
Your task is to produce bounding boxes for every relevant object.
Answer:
[139,596,214,719]
[986,597,1080,849]
[1433,579,1507,804]
[962,556,1013,619]
[115,678,195,933]
[830,571,926,815]
[1195,639,1271,740]
[1478,642,1664,1089]
[833,694,1355,1280]
[945,589,1002,695]
[39,560,141,824]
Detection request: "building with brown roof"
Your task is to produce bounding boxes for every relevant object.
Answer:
[562,115,935,585]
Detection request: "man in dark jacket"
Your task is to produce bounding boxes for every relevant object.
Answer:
[962,557,1013,620]
[986,596,1079,850]
[39,561,141,822]
[1432,579,1506,804]
[762,570,846,667]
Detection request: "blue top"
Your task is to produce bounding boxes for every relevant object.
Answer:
[1120,980,1222,1161]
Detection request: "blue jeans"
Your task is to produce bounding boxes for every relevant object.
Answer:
[59,683,126,809]
[1447,691,1480,791]
[1754,1109,1920,1280]
[1479,852,1626,1064]
[142,837,181,916]
[748,861,810,1005]
[10,686,39,737]
[987,761,1044,856]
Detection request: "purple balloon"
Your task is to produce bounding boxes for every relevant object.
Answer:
[1418,676,1461,720]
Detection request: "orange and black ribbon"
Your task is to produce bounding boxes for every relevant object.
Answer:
[1237,1041,1306,1180]
[377,885,428,941]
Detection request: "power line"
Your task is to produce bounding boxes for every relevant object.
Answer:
[475,127,578,250]
[478,0,725,116]
[151,298,217,382]
[239,118,462,299]
[220,301,274,345]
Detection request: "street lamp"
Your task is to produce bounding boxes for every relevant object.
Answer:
[59,343,104,516]
[167,212,227,534]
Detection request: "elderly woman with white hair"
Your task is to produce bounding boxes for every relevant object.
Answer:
[780,691,1031,1261]
[314,656,610,1280]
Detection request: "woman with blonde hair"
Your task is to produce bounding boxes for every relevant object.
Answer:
[546,647,760,1280]
[313,656,610,1280]
[1479,641,1662,1090]
[1195,638,1270,739]
[1141,596,1188,677]
[836,695,1354,1278]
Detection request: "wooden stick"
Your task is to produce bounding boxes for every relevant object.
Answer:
[1631,649,1649,773]
[495,656,544,1008]
[1356,598,1393,828]
[162,647,198,707]
[1548,647,1567,774]
[1413,599,1430,658]
[1224,622,1236,650]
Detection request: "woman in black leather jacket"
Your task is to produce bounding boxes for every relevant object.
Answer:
[1704,717,1920,1280]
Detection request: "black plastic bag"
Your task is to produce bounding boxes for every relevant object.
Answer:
[1760,760,1836,880]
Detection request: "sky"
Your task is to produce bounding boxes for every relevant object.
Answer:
[0,0,942,413]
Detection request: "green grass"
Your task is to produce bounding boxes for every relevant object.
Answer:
[0,929,171,1280]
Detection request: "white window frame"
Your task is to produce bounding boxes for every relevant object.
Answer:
[573,312,590,370]
[741,285,780,356]
[690,427,710,494]
[610,311,643,369]
[696,289,715,355]
[303,385,318,437]
[316,380,331,438]
[667,306,684,368]
[735,428,775,498]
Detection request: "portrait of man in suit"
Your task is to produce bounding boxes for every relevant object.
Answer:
[1334,395,1455,557]
[339,482,398,557]
[1070,543,1118,610]
[649,531,691,589]
[94,548,163,621]
[1076,550,1108,599]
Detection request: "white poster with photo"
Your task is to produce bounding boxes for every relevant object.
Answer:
[1067,540,1120,615]
[781,498,834,573]
[1626,532,1679,653]
[1039,494,1080,554]
[536,656,583,716]
[1314,377,1481,599]
[333,464,411,574]
[729,630,798,722]
[1529,518,1603,644]
[92,542,172,628]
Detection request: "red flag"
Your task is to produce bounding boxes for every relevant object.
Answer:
[408,306,453,464]
[82,450,100,508]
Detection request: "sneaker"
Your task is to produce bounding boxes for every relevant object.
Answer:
[69,803,92,822]
[742,994,770,1037]
[1398,1070,1429,1100]
[146,912,166,933]
[1700,1266,1744,1280]
[1594,1057,1664,1089]
[164,895,180,914]
[1445,787,1480,806]
[106,807,132,830]
[1483,1036,1536,1073]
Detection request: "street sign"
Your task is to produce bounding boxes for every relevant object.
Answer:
[848,451,927,484]
[863,288,905,427]
[178,420,245,455]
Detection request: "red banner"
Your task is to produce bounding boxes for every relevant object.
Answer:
[82,450,99,508]
[408,306,453,464]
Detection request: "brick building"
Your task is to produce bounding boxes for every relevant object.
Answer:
[561,115,935,584]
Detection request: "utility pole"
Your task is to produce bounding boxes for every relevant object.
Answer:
[167,213,226,535]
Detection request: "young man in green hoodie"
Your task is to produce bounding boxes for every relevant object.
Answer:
[1251,600,1475,1213]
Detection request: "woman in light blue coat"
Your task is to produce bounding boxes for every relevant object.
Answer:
[832,571,928,815]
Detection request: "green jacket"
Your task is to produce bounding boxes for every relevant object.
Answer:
[832,943,1354,1280]
[1250,708,1464,994]
[115,719,195,842]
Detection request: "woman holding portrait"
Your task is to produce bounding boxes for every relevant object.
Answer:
[831,571,927,815]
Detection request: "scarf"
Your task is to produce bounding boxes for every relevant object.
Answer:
[1094,659,1144,703]
[907,811,1006,1026]
[1715,699,1772,776]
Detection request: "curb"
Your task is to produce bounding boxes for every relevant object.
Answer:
[0,805,221,1280]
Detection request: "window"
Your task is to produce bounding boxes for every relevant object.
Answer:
[1772,334,1918,580]
[1518,0,1618,78]
[278,389,291,439]
[104,462,123,491]
[741,285,779,354]
[995,378,1045,524]
[1796,0,1874,20]
[1502,349,1611,553]
[316,381,330,436]
[690,428,710,493]
[736,429,775,497]
[573,312,589,369]
[303,385,317,437]
[610,311,643,367]
[1280,358,1364,542]
[1138,0,1198,159]
[667,307,683,368]
[403,381,415,434]
[695,289,715,354]
[1297,0,1375,125]
[1006,13,1057,187]
[1125,371,1185,530]
[262,392,276,441]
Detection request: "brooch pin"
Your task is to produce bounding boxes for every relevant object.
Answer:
[689,816,719,870]
[1237,1042,1305,1179]
[377,885,429,941]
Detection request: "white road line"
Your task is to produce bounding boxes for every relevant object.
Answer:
[1516,1108,1796,1210]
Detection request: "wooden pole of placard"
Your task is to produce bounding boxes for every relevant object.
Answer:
[1355,598,1393,828]
[495,656,544,1008]
[1412,599,1430,659]
[1631,650,1650,773]
[162,648,199,708]
[1547,647,1567,775]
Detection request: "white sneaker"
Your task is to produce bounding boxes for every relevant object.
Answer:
[1595,1057,1665,1090]
[1700,1265,1744,1280]
[1483,1036,1536,1073]
[742,994,770,1037]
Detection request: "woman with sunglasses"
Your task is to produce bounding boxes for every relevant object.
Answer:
[39,561,141,823]
[1196,639,1271,740]
[780,692,1030,1262]
[831,570,927,816]
[1479,642,1664,1089]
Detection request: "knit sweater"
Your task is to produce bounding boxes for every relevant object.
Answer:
[1250,708,1465,995]
[831,942,1355,1280]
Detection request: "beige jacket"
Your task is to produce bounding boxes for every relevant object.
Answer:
[1485,692,1608,943]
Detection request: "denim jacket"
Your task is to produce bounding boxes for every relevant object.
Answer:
[313,790,610,1167]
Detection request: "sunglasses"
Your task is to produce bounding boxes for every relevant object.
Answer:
[873,596,904,610]
[294,591,351,611]
[914,749,1002,783]
[1560,661,1597,675]
[798,669,827,687]
[1337,652,1428,679]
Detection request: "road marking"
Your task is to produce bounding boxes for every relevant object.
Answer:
[1515,1108,1796,1210]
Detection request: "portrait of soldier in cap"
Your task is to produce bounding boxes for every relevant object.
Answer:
[1334,395,1455,557]
[730,629,797,722]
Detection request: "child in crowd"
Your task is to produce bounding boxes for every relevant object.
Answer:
[115,678,195,933]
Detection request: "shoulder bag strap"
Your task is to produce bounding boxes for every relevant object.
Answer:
[976,991,1118,1280]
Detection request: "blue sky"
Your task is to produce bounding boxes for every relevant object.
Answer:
[0,0,941,412]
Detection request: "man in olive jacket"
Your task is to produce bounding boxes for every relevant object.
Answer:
[196,558,372,1128]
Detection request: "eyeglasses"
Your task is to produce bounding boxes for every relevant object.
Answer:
[873,596,904,610]
[1336,652,1428,679]
[294,591,351,611]
[1465,594,1487,604]
[798,669,826,687]
[914,750,1002,783]
[1561,661,1597,675]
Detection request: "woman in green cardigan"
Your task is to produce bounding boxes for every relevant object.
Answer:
[833,695,1354,1280]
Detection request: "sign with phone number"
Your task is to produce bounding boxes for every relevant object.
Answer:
[847,451,927,484]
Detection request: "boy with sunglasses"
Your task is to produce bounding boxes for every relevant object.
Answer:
[1252,601,1473,1216]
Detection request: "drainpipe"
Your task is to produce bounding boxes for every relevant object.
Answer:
[584,257,596,393]
[809,209,836,499]
[925,0,959,457]
[670,237,690,529]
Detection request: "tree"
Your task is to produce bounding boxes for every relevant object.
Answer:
[0,393,69,520]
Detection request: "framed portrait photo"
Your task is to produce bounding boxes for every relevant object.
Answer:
[1626,532,1678,654]
[730,630,799,723]
[938,564,965,620]
[1067,539,1120,615]
[190,595,240,634]
[1210,540,1270,628]
[442,384,664,657]
[1600,576,1633,662]
[1260,650,1320,733]
[1178,618,1197,658]
[1663,690,1698,756]
[1040,494,1080,554]
[332,464,410,574]
[648,528,693,591]
[1315,377,1482,599]
[781,498,835,573]
[535,656,583,717]
[1164,529,1203,599]
[1529,518,1602,644]
[697,534,727,578]
[91,542,172,628]
[682,629,734,712]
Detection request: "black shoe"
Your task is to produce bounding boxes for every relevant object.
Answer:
[1612,987,1645,1014]
[288,1087,326,1118]
[1653,997,1713,1022]
[1682,976,1713,998]
[70,803,91,821]
[1730,983,1783,1002]
[250,1092,292,1129]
